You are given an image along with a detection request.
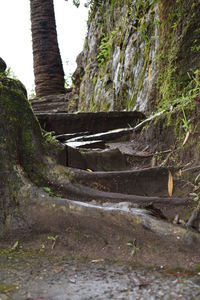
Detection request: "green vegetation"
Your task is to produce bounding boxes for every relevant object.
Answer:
[97,34,113,67]
[154,0,200,144]
[48,235,59,250]
[78,0,200,117]
[157,0,200,108]
[87,0,103,25]
[158,70,200,129]
[42,130,57,144]
[0,75,47,190]
[43,186,57,197]
[10,241,19,252]
[0,283,17,294]
[196,263,200,273]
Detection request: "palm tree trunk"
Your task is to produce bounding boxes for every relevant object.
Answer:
[30,0,65,97]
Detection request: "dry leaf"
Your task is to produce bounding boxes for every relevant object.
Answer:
[86,168,93,172]
[183,130,190,146]
[168,170,173,198]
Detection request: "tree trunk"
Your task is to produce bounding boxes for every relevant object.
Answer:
[30,0,65,97]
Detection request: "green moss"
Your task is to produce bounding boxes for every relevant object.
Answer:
[0,76,27,97]
[196,263,200,273]
[0,283,17,294]
[0,79,47,189]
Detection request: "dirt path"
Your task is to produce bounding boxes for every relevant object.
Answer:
[1,108,200,299]
[0,251,200,300]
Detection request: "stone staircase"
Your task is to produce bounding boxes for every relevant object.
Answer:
[36,111,149,170]
[35,110,193,219]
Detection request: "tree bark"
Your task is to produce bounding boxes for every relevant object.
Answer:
[30,0,65,97]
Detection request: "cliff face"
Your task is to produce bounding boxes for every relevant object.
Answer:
[72,0,200,113]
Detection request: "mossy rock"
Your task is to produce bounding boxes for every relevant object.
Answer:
[0,77,47,227]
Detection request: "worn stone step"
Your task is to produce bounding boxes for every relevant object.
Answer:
[36,111,145,134]
[30,92,71,113]
[59,142,152,171]
[61,164,193,223]
[73,167,171,197]
[66,140,105,149]
[32,102,68,111]
[67,147,128,171]
[32,103,68,113]
[107,141,154,169]
[48,165,192,223]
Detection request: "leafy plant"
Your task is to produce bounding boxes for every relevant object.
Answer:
[127,239,138,256]
[181,107,191,134]
[97,35,111,66]
[158,69,200,133]
[6,67,18,79]
[97,29,117,67]
[42,130,57,144]
[29,87,36,99]
[87,0,103,23]
[48,235,58,250]
[0,71,5,78]
[43,186,56,197]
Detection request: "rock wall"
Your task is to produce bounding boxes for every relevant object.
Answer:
[72,0,200,113]
[72,0,159,112]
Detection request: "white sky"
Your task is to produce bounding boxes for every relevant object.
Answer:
[0,1,88,95]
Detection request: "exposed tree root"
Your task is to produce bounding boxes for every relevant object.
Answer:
[2,180,200,269]
[0,78,199,270]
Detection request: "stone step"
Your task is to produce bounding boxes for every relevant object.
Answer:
[66,147,128,171]
[36,111,145,135]
[54,166,192,223]
[32,102,68,112]
[58,140,152,171]
[66,140,105,149]
[30,92,71,113]
[74,167,170,197]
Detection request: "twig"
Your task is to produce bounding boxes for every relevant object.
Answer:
[160,144,177,167]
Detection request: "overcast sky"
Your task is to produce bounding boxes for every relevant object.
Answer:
[0,1,88,95]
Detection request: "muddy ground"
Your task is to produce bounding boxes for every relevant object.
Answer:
[0,248,200,300]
